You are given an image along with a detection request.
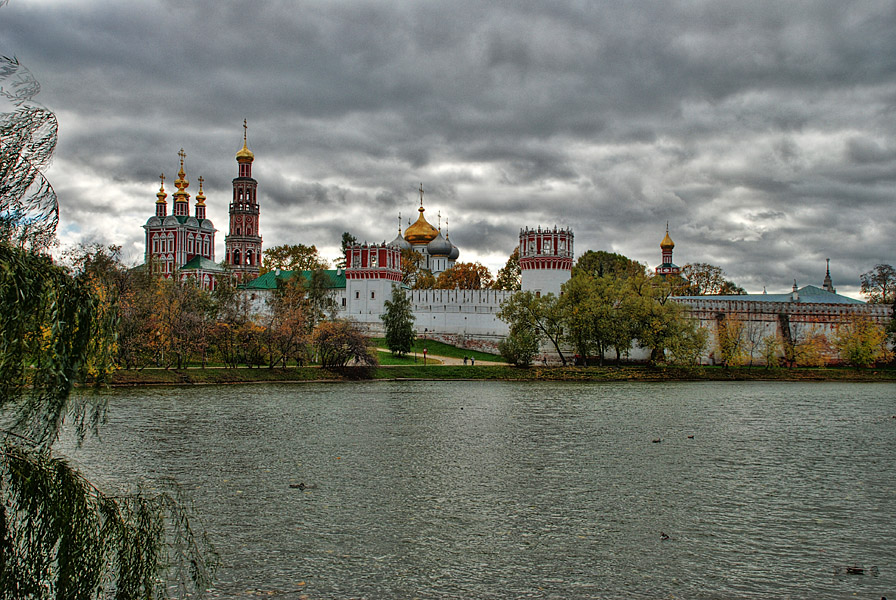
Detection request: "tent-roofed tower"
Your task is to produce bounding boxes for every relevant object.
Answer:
[225,119,262,280]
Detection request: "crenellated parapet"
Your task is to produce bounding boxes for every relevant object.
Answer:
[344,243,402,281]
[675,297,891,326]
[518,226,574,270]
[519,226,574,295]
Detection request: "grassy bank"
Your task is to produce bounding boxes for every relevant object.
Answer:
[370,338,499,362]
[99,364,896,386]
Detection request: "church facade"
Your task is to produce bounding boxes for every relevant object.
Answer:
[142,149,222,290]
[143,123,262,288]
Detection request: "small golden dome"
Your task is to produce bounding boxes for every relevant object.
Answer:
[404,206,439,245]
[236,119,255,163]
[173,149,189,198]
[236,141,255,163]
[660,225,674,250]
[156,173,167,203]
[195,176,206,206]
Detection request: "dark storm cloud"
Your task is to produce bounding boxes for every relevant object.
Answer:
[3,0,895,295]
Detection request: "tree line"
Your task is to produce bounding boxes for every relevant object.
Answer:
[497,251,895,368]
[70,245,376,371]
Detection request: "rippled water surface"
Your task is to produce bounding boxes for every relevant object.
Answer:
[60,381,895,599]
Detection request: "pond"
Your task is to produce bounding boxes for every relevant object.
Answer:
[60,381,896,599]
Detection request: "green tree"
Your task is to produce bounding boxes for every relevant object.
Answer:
[559,272,636,365]
[381,284,416,357]
[335,231,358,269]
[498,291,568,365]
[667,321,709,365]
[261,243,329,274]
[498,326,540,367]
[629,273,704,364]
[492,248,521,291]
[860,264,896,304]
[572,250,644,280]
[833,315,893,368]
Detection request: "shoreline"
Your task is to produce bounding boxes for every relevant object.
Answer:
[90,364,896,387]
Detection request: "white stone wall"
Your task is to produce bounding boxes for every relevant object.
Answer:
[409,289,513,336]
[675,297,892,365]
[345,278,395,319]
[520,268,570,296]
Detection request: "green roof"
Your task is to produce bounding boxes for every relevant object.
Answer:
[677,285,864,305]
[180,256,225,272]
[243,269,346,290]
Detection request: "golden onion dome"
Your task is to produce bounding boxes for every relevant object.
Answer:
[195,176,206,206]
[236,119,255,163]
[660,227,675,250]
[156,173,167,203]
[404,206,439,245]
[236,140,255,163]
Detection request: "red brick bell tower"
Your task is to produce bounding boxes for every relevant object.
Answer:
[225,120,262,280]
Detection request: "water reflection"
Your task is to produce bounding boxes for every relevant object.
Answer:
[60,381,896,599]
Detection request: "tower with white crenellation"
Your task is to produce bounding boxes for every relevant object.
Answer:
[519,226,574,296]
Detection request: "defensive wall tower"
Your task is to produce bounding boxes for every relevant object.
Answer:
[344,242,402,317]
[519,226,574,296]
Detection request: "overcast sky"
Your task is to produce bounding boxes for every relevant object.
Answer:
[3,1,895,296]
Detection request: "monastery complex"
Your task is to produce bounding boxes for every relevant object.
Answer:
[143,126,891,364]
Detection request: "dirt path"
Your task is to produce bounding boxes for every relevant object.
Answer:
[376,348,506,366]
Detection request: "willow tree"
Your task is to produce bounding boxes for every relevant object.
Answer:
[0,55,58,250]
[1,50,214,598]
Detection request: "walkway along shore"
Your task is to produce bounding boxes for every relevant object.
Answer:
[91,361,896,387]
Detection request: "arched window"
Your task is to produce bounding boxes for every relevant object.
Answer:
[233,249,241,266]
[246,250,253,266]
